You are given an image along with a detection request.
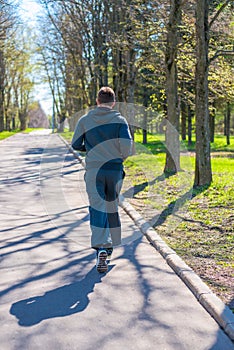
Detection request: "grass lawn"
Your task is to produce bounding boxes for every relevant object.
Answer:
[60,130,74,142]
[123,133,234,311]
[133,132,234,154]
[0,129,21,140]
[0,128,44,141]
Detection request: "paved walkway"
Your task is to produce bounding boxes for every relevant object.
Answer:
[0,132,233,350]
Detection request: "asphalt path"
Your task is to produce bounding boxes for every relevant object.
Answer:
[0,132,233,350]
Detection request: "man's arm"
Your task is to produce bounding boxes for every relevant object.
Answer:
[118,122,133,160]
[71,120,86,152]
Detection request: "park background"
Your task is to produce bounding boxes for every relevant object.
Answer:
[0,0,233,311]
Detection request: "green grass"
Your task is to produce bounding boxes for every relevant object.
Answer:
[60,130,74,142]
[0,128,44,140]
[210,134,234,152]
[133,132,234,153]
[0,129,21,140]
[122,139,234,309]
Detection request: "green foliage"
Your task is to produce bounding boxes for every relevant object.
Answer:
[1,26,36,131]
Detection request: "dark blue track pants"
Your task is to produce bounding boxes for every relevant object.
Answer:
[84,168,124,248]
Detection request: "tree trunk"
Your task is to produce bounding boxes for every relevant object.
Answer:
[226,102,230,145]
[188,104,193,146]
[0,50,5,132]
[12,116,16,130]
[224,113,227,136]
[5,110,11,131]
[209,102,215,143]
[57,113,66,133]
[181,99,187,140]
[19,111,27,131]
[142,110,148,144]
[164,0,181,174]
[209,115,215,143]
[194,0,212,187]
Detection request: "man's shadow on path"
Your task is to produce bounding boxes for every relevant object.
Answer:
[10,266,114,327]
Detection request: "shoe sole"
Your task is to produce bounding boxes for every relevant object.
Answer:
[96,251,108,273]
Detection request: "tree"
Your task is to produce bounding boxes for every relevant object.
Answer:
[0,0,16,131]
[164,0,181,174]
[225,102,231,145]
[194,0,212,186]
[208,1,234,141]
[0,2,35,131]
[35,0,233,147]
[194,0,233,186]
[3,29,34,131]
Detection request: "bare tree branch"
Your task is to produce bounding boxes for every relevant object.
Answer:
[209,0,232,29]
[209,49,234,64]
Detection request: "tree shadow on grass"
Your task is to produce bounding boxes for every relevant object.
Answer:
[123,172,174,199]
[123,170,210,228]
[151,184,210,228]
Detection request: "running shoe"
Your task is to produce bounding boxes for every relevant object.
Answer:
[96,249,108,273]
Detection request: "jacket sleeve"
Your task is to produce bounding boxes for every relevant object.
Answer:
[118,121,133,160]
[71,119,86,152]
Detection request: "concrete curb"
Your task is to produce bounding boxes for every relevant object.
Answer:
[59,134,234,342]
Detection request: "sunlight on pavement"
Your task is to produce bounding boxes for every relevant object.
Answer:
[29,129,52,135]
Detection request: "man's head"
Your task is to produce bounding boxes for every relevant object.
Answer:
[97,87,115,107]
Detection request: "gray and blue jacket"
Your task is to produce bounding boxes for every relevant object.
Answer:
[71,106,132,170]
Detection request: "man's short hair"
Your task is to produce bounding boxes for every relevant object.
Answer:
[97,87,115,104]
